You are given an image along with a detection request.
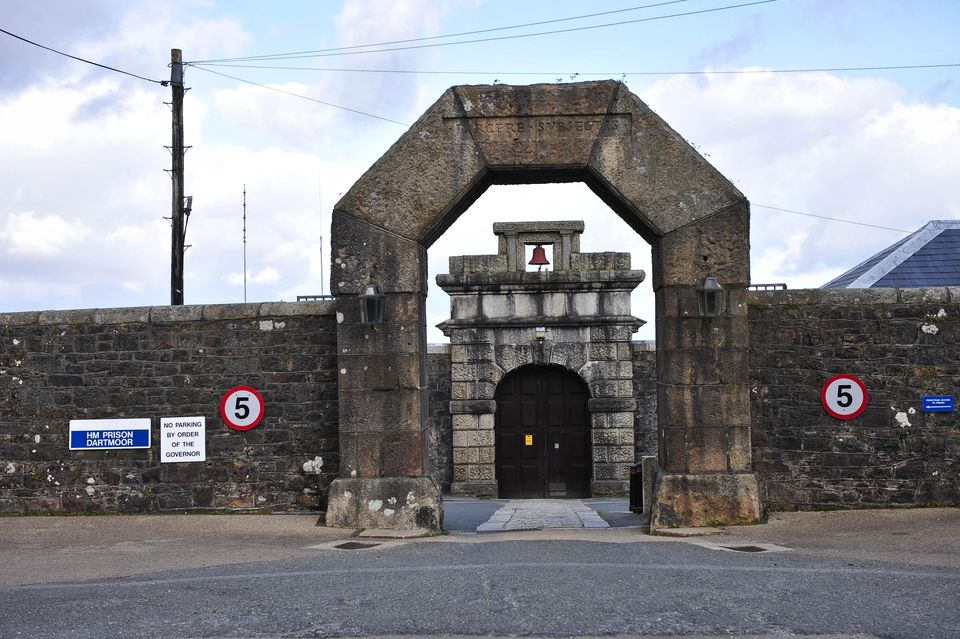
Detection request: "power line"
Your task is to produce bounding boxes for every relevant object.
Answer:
[188,61,960,77]
[0,26,167,85]
[187,0,694,64]
[190,65,410,126]
[186,0,779,63]
[753,204,910,233]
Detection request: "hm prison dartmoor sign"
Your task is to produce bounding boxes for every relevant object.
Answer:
[69,418,151,450]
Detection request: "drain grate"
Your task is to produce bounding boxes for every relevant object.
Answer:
[334,541,381,550]
[691,540,792,554]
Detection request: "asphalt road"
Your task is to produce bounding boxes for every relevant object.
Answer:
[0,508,958,639]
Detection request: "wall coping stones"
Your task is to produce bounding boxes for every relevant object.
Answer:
[150,305,205,322]
[38,309,94,325]
[747,287,958,307]
[493,221,585,234]
[0,301,336,327]
[93,307,152,325]
[258,301,337,317]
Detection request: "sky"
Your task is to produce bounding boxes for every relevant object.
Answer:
[1,0,958,341]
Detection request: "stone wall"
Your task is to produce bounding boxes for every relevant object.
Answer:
[0,302,338,514]
[632,342,658,459]
[748,288,960,510]
[4,288,958,515]
[426,346,453,492]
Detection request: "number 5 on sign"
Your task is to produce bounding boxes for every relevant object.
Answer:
[821,374,868,420]
[220,386,265,431]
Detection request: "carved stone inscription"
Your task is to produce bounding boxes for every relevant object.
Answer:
[446,114,631,140]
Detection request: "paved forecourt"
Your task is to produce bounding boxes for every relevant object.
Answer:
[476,499,611,531]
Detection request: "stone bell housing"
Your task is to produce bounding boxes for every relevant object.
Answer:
[437,220,645,497]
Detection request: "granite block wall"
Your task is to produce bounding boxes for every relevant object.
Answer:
[631,342,658,459]
[748,288,960,510]
[4,288,958,515]
[0,302,338,514]
[426,346,453,491]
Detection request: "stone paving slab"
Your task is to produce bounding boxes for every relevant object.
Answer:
[476,499,611,532]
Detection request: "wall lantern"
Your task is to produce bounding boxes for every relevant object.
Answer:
[360,283,385,324]
[534,326,546,341]
[697,275,725,318]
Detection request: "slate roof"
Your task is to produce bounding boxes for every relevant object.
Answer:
[822,220,960,288]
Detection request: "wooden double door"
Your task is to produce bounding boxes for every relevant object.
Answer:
[494,365,591,498]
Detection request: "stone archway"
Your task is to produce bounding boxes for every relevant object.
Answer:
[326,81,759,531]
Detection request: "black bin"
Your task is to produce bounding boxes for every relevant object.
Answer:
[628,463,642,513]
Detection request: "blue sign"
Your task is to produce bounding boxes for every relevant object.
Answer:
[69,419,151,450]
[922,396,955,413]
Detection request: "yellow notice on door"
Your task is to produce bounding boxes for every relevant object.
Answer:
[524,434,533,446]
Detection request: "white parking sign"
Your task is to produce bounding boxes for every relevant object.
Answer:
[821,374,868,420]
[160,416,205,462]
[219,386,265,431]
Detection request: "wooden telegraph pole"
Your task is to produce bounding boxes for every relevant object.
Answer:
[170,48,185,305]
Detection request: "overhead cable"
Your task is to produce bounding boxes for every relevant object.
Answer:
[753,205,910,233]
[0,27,167,85]
[187,62,960,77]
[190,65,410,126]
[187,0,694,64]
[185,0,779,63]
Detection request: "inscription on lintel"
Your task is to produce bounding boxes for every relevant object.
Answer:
[444,113,631,140]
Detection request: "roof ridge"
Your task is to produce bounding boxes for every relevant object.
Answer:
[847,224,945,288]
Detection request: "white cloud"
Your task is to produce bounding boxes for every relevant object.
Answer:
[640,71,960,286]
[329,0,451,123]
[212,82,338,148]
[2,212,93,257]
[334,0,444,46]
[226,267,281,286]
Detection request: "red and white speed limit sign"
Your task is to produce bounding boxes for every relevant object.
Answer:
[220,386,265,431]
[821,374,868,420]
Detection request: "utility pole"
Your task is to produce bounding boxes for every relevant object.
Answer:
[170,48,185,305]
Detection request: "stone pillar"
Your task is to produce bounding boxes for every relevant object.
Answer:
[325,217,442,531]
[449,406,497,496]
[448,330,499,496]
[651,283,760,528]
[588,397,637,494]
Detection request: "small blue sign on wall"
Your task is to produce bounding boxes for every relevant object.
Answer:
[922,396,955,413]
[69,419,151,450]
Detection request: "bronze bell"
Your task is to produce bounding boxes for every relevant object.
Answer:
[528,244,550,271]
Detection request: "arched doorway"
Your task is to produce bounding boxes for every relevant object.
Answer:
[495,365,591,499]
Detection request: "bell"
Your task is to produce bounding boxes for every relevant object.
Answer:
[528,245,550,271]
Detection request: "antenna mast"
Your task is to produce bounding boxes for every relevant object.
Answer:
[243,184,247,303]
[318,178,325,297]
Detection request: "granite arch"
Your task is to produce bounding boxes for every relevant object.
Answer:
[327,81,759,530]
